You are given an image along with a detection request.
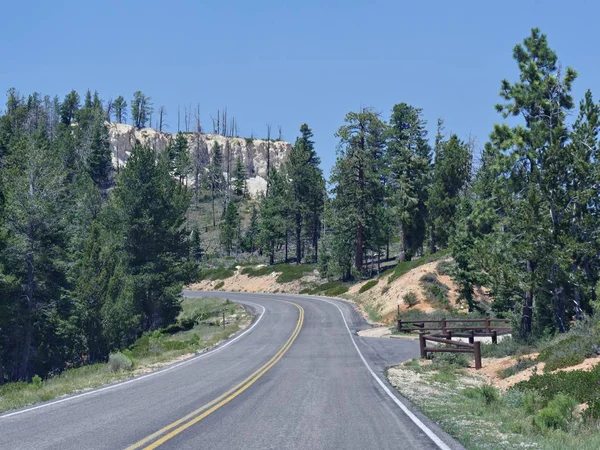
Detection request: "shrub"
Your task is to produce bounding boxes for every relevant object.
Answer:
[500,358,537,378]
[403,291,419,308]
[359,279,379,294]
[214,281,225,290]
[436,260,456,276]
[432,352,470,368]
[544,353,585,373]
[381,285,390,295]
[275,264,316,283]
[419,273,450,308]
[31,375,43,389]
[108,352,133,372]
[514,365,600,418]
[533,394,577,431]
[537,334,594,372]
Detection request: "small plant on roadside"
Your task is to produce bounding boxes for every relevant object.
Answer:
[533,393,578,431]
[108,352,133,372]
[436,260,456,276]
[31,375,43,389]
[214,280,225,289]
[403,291,419,309]
[381,285,390,295]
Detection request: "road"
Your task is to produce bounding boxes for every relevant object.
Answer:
[0,292,463,450]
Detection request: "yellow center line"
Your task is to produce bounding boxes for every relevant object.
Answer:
[125,301,304,450]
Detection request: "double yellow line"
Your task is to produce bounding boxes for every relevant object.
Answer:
[126,301,304,450]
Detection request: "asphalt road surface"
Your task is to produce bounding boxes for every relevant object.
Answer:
[0,292,464,450]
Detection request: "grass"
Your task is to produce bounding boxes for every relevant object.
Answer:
[391,359,600,450]
[358,279,379,293]
[0,297,250,414]
[241,263,315,284]
[197,266,235,281]
[300,280,349,296]
[364,304,383,322]
[384,249,451,284]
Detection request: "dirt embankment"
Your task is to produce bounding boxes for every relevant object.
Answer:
[188,266,320,294]
[187,258,469,324]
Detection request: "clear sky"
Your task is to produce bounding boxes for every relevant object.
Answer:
[1,0,598,176]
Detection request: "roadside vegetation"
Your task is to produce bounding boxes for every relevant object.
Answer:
[0,297,249,414]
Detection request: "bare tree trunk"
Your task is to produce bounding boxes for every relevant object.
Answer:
[399,225,408,262]
[355,222,363,272]
[295,213,302,265]
[521,260,534,339]
[429,225,436,254]
[266,124,271,194]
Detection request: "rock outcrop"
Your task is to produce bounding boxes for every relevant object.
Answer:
[107,123,292,195]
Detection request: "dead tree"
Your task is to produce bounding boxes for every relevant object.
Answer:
[177,105,181,132]
[158,106,167,132]
[278,125,282,141]
[266,124,272,194]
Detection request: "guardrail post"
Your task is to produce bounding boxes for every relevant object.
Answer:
[485,317,490,333]
[441,318,447,333]
[474,341,482,369]
[447,330,452,340]
[469,330,475,344]
[419,334,426,359]
[222,312,225,327]
[397,319,402,332]
[492,330,497,344]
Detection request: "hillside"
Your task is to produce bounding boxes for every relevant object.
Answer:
[187,253,467,323]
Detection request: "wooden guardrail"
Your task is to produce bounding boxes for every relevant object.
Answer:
[397,317,511,344]
[419,334,482,369]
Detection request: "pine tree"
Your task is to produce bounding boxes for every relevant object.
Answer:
[190,224,203,263]
[112,96,127,124]
[285,124,325,264]
[87,112,112,188]
[386,103,431,261]
[233,156,247,198]
[243,205,260,253]
[426,134,472,250]
[220,201,239,256]
[131,91,153,128]
[330,108,386,276]
[259,169,289,265]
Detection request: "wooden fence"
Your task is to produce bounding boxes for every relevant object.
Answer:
[419,334,482,369]
[397,317,511,344]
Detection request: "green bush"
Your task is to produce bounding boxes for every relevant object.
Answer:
[214,280,225,289]
[436,260,456,276]
[544,353,585,373]
[514,365,600,418]
[301,281,348,296]
[381,285,390,295]
[419,273,450,308]
[533,394,577,431]
[275,264,316,283]
[31,375,43,389]
[432,352,470,368]
[108,352,133,372]
[359,279,379,293]
[500,358,537,378]
[537,334,594,372]
[463,384,499,405]
[403,291,419,308]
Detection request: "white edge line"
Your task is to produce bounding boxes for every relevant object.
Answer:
[0,301,266,420]
[315,296,452,450]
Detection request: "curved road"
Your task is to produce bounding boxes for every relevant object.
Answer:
[0,292,463,450]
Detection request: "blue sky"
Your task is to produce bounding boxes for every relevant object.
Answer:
[1,0,598,177]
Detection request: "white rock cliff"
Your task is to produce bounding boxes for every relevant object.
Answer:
[107,123,292,196]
